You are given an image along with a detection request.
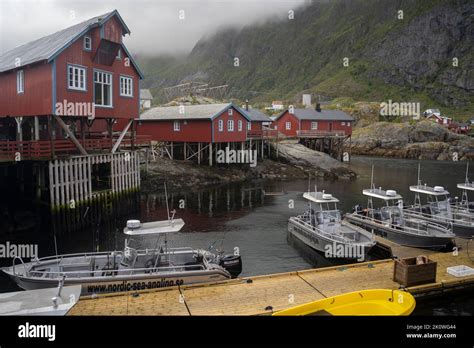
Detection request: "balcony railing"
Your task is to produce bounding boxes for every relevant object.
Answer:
[0,135,151,161]
[247,129,281,139]
[296,130,346,137]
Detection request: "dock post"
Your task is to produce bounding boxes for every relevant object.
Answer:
[209,142,213,166]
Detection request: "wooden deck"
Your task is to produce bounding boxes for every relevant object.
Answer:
[68,238,474,316]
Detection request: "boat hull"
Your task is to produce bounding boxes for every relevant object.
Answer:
[345,214,454,249]
[3,267,230,296]
[288,218,374,261]
[273,289,416,316]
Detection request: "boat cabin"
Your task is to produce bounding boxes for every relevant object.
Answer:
[362,188,404,225]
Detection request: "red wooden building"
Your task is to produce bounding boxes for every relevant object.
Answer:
[0,10,146,223]
[0,10,145,160]
[273,104,353,137]
[137,103,272,165]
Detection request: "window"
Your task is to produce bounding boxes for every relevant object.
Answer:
[120,76,133,97]
[311,122,318,130]
[116,49,122,60]
[341,122,345,126]
[247,122,251,131]
[228,120,234,132]
[16,70,24,94]
[173,121,180,131]
[238,120,242,131]
[83,36,92,51]
[68,65,86,91]
[218,120,223,132]
[228,108,233,116]
[285,121,291,130]
[94,70,112,107]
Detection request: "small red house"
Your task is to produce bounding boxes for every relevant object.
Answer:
[0,10,144,160]
[273,105,353,137]
[137,103,252,143]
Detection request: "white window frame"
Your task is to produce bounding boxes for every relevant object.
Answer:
[83,36,92,51]
[218,120,223,132]
[16,70,24,94]
[311,122,318,130]
[173,120,180,132]
[119,75,133,97]
[94,70,113,107]
[247,122,251,131]
[228,120,234,132]
[67,65,86,91]
[116,49,122,60]
[238,120,243,131]
[228,108,233,116]
[285,121,291,130]
[341,122,345,126]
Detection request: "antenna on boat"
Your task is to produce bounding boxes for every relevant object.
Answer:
[417,162,421,186]
[164,182,171,222]
[465,161,470,184]
[370,165,375,189]
[307,175,311,193]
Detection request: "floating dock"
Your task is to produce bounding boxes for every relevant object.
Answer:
[68,238,474,316]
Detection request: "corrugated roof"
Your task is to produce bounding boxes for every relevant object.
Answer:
[140,89,153,100]
[140,103,232,121]
[278,108,353,121]
[246,108,271,122]
[0,10,140,76]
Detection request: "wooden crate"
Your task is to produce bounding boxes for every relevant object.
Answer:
[393,257,437,287]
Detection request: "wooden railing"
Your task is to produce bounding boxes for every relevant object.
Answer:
[296,130,346,137]
[0,135,151,161]
[247,129,281,139]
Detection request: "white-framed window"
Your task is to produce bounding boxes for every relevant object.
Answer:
[341,122,345,126]
[173,120,180,131]
[247,122,251,131]
[218,120,223,132]
[83,36,92,51]
[67,65,86,91]
[16,70,24,94]
[285,121,291,130]
[311,122,318,130]
[228,108,233,116]
[116,49,122,60]
[94,70,112,107]
[120,76,133,97]
[238,120,242,131]
[228,120,234,132]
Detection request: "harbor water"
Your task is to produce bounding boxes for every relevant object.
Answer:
[1,156,473,315]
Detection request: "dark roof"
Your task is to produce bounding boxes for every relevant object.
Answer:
[0,10,143,78]
[139,103,252,121]
[277,108,353,121]
[245,108,271,122]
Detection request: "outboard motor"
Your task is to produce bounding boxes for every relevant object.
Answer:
[219,254,242,278]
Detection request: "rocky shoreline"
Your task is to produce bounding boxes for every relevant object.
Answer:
[351,120,474,161]
[141,141,356,193]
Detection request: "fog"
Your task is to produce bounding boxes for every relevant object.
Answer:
[0,0,306,56]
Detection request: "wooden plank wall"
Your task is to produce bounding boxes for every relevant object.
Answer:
[49,151,140,208]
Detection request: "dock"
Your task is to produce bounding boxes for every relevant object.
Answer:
[68,237,474,316]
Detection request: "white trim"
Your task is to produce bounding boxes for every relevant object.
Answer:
[247,122,251,131]
[173,120,180,131]
[16,70,24,94]
[311,121,318,130]
[238,120,242,131]
[67,64,86,91]
[228,119,234,132]
[285,121,291,130]
[119,75,133,97]
[94,70,113,107]
[218,119,223,132]
[83,36,92,51]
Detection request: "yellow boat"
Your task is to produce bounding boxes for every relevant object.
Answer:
[273,289,416,316]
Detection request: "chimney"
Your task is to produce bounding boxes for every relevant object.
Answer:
[316,103,321,112]
[245,99,249,111]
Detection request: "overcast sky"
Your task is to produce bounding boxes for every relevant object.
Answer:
[0,0,306,56]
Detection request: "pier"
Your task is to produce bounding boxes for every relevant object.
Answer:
[68,237,474,315]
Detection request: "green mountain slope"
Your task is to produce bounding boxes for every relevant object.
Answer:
[138,0,474,118]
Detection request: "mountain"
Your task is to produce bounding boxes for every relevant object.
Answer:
[138,0,474,118]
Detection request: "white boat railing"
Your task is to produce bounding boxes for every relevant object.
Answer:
[292,215,366,244]
[28,263,208,279]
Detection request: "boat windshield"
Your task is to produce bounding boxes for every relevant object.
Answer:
[380,206,404,224]
[429,199,452,216]
[315,210,341,224]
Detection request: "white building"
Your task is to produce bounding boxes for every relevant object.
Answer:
[140,89,153,109]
